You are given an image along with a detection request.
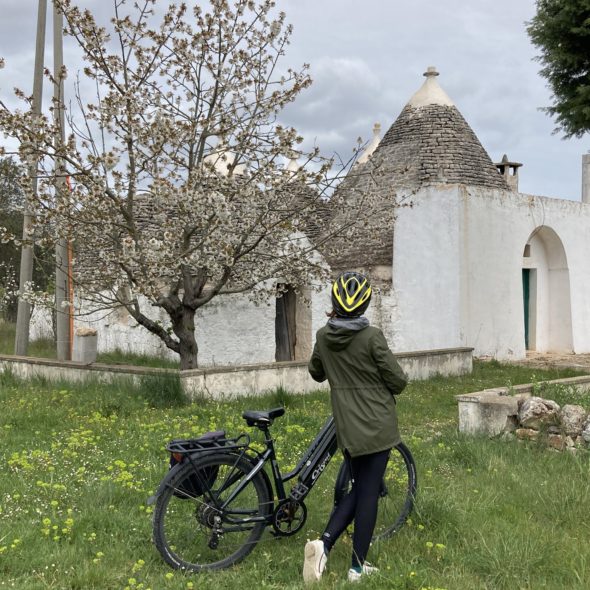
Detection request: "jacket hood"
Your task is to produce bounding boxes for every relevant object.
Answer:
[324,316,370,351]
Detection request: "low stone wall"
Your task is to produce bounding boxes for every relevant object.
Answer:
[400,347,473,381]
[0,354,175,385]
[181,347,473,399]
[0,346,473,400]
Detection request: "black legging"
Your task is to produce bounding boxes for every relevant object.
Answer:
[321,448,390,568]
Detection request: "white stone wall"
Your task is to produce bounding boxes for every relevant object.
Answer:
[195,293,276,366]
[392,186,464,353]
[1,346,473,399]
[311,281,331,338]
[462,188,590,357]
[392,185,590,360]
[364,283,398,349]
[30,291,277,366]
[458,187,529,359]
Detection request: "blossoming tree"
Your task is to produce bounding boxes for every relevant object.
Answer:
[0,0,392,369]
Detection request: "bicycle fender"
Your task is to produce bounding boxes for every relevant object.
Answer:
[147,450,219,505]
[146,450,272,506]
[147,462,184,506]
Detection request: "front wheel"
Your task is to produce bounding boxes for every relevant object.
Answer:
[153,452,273,571]
[333,442,417,540]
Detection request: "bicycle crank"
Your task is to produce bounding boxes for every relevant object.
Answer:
[271,499,307,537]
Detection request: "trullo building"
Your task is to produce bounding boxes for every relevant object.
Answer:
[36,67,590,365]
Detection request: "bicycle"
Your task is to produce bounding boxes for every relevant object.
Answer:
[148,407,417,572]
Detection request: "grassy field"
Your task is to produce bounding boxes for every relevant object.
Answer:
[0,321,56,359]
[1,361,589,590]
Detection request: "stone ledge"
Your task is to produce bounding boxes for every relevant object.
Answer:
[0,346,473,399]
[0,354,174,376]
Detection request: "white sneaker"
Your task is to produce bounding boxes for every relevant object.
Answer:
[347,563,379,582]
[303,539,328,584]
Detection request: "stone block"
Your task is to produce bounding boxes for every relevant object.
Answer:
[560,404,587,436]
[73,328,98,364]
[515,428,538,441]
[547,434,566,451]
[457,392,519,436]
[519,397,560,429]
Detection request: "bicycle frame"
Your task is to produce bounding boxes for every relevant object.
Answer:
[149,415,341,529]
[207,416,338,524]
[212,415,339,520]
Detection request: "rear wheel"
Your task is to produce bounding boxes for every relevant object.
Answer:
[333,442,417,540]
[153,452,272,571]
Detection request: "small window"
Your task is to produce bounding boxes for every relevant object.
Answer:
[523,244,531,257]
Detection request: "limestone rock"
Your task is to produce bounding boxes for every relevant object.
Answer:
[582,417,590,444]
[515,428,538,441]
[547,434,565,451]
[518,397,560,429]
[560,405,587,436]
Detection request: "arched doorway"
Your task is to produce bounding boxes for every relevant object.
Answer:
[522,226,573,352]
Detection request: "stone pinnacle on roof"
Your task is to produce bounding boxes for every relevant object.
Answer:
[373,66,509,190]
[322,66,510,272]
[407,66,455,108]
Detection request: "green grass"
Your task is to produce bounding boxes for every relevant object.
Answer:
[96,349,180,370]
[0,320,56,358]
[0,361,589,589]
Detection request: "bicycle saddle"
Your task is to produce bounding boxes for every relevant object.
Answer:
[242,407,285,427]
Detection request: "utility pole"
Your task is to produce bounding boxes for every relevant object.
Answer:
[53,1,70,360]
[14,0,48,356]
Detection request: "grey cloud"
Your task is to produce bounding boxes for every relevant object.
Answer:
[1,0,587,199]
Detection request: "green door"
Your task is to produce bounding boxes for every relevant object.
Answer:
[522,269,530,350]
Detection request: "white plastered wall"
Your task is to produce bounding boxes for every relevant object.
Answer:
[462,189,590,357]
[391,185,590,359]
[47,291,277,366]
[391,186,464,353]
[458,187,529,359]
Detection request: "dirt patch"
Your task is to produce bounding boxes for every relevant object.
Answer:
[506,352,590,372]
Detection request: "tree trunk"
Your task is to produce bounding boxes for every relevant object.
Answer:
[172,306,199,370]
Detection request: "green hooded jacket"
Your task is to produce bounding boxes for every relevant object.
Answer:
[308,317,408,457]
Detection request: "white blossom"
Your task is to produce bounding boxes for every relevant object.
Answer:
[0,0,396,369]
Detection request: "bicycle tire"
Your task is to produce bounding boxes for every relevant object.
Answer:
[153,452,273,571]
[333,441,417,540]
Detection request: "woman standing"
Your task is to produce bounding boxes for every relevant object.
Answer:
[303,271,408,584]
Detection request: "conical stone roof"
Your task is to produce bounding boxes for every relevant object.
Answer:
[322,67,508,272]
[374,67,508,190]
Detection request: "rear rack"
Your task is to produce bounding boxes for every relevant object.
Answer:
[166,433,250,455]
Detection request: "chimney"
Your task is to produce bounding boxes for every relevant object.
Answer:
[495,154,522,191]
[582,154,590,203]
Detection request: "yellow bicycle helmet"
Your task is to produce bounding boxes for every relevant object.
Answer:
[331,271,372,317]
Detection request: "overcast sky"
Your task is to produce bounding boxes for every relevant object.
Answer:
[1,0,587,200]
